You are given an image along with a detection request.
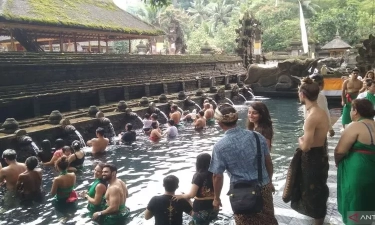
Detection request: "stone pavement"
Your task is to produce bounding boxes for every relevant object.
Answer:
[273,117,344,225]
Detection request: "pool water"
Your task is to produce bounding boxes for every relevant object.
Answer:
[0,98,308,225]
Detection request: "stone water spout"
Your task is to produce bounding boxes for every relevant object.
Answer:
[14,129,38,163]
[147,102,168,122]
[231,84,246,103]
[96,111,116,145]
[125,108,143,127]
[215,87,233,105]
[184,97,202,111]
[60,119,85,147]
[242,86,255,100]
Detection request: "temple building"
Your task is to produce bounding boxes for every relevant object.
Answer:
[321,31,352,57]
[0,0,164,53]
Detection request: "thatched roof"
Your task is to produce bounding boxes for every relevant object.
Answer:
[321,34,351,50]
[0,0,164,37]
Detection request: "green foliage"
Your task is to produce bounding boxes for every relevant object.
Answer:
[141,0,374,53]
[114,41,129,54]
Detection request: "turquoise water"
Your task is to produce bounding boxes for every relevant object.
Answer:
[0,98,306,225]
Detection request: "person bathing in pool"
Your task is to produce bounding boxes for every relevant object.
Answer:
[87,127,109,154]
[67,141,85,172]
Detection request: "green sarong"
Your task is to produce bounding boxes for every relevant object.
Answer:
[206,118,215,126]
[87,179,106,216]
[102,204,130,225]
[338,141,375,224]
[342,93,358,125]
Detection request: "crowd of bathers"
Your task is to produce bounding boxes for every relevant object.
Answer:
[2,71,375,225]
[0,101,220,225]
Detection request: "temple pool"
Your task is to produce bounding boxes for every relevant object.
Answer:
[1,98,312,225]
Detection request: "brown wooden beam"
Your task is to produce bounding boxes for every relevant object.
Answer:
[59,33,63,52]
[73,33,77,53]
[49,40,53,52]
[97,35,101,53]
[10,30,15,51]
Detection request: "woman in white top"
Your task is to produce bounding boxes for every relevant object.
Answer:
[142,113,153,135]
[163,120,178,138]
[303,74,335,137]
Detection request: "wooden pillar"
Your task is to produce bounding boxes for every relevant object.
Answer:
[105,38,109,53]
[49,40,53,52]
[128,39,131,53]
[88,41,91,53]
[149,39,152,54]
[98,35,101,53]
[59,33,64,52]
[73,33,77,53]
[10,30,15,51]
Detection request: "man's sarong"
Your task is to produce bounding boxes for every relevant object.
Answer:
[234,183,278,225]
[206,118,215,126]
[189,208,218,225]
[342,93,358,125]
[102,205,130,225]
[284,147,329,219]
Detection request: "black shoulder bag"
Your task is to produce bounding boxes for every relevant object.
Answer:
[227,132,264,214]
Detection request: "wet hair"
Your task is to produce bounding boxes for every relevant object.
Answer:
[96,111,104,118]
[310,74,324,87]
[41,139,52,153]
[95,161,105,169]
[365,70,375,80]
[125,123,132,131]
[62,146,71,154]
[25,156,38,170]
[71,141,80,152]
[218,104,238,126]
[144,113,150,119]
[299,77,320,101]
[365,78,375,87]
[352,99,375,119]
[196,153,211,172]
[56,156,69,171]
[151,113,158,120]
[247,102,274,140]
[198,110,204,117]
[151,121,158,129]
[2,149,17,161]
[59,118,71,126]
[96,127,105,136]
[55,138,65,149]
[103,163,117,173]
[204,99,209,103]
[171,104,178,110]
[168,120,175,126]
[163,175,179,192]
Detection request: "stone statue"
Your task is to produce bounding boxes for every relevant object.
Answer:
[15,130,38,163]
[357,34,375,73]
[215,87,227,104]
[96,111,116,145]
[245,58,320,91]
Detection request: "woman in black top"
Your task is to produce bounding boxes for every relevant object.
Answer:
[68,141,85,172]
[174,153,218,225]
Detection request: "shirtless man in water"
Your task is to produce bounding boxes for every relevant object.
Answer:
[169,104,181,126]
[92,164,129,222]
[341,68,363,129]
[296,77,330,225]
[87,127,109,154]
[194,111,206,130]
[16,156,43,204]
[203,103,215,125]
[0,149,26,191]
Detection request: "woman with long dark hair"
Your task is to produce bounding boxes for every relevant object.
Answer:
[174,153,218,225]
[247,101,274,150]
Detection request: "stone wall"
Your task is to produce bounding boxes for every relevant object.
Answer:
[0,53,244,122]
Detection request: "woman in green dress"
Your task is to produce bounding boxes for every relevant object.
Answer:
[80,162,107,217]
[335,99,375,224]
[50,155,78,214]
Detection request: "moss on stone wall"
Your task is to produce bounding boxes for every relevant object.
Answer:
[1,0,164,36]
